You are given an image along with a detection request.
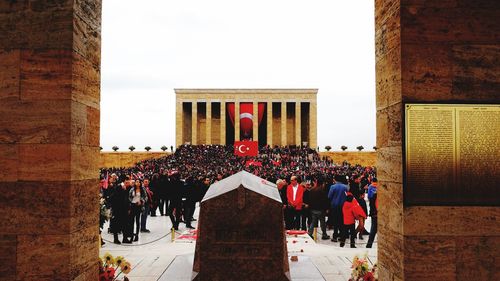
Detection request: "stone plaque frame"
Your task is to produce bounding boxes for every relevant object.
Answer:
[404,103,500,206]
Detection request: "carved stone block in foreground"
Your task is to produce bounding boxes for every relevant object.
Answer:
[192,171,290,281]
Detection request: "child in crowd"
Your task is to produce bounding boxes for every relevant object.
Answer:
[341,192,367,248]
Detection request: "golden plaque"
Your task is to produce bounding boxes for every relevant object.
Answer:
[405,104,500,205]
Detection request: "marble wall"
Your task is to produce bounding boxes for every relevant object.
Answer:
[376,0,500,280]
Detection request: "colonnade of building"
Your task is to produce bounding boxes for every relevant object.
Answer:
[175,89,318,148]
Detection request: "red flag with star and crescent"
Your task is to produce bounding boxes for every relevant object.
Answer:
[234,141,258,157]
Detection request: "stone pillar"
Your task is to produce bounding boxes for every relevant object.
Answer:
[176,101,183,147]
[295,102,301,146]
[0,1,101,280]
[376,1,500,280]
[267,101,273,147]
[206,102,212,145]
[192,102,197,145]
[309,102,317,149]
[281,102,287,146]
[235,101,240,141]
[252,101,258,142]
[220,102,226,145]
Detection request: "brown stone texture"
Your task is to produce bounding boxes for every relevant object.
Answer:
[455,236,500,281]
[0,0,101,280]
[376,0,500,280]
[319,151,377,167]
[0,50,20,100]
[377,228,403,281]
[193,173,290,281]
[404,236,457,281]
[0,234,16,280]
[404,206,500,236]
[99,152,170,168]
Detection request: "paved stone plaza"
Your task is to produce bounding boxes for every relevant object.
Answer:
[100,205,377,281]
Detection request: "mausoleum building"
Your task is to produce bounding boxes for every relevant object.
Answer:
[175,89,317,148]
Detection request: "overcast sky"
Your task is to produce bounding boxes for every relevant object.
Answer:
[100,0,376,151]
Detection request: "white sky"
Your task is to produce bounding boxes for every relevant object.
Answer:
[100,0,376,151]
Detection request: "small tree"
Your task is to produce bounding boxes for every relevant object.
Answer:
[356,145,364,151]
[373,146,378,151]
[324,145,332,151]
[112,146,119,152]
[145,146,152,152]
[341,145,348,151]
[161,145,168,152]
[170,145,174,152]
[128,146,136,152]
[99,146,103,151]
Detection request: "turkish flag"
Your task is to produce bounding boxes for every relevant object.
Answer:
[227,103,266,139]
[234,141,258,157]
[245,160,262,167]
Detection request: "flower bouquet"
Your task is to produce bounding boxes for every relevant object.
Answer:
[349,253,377,281]
[99,252,132,281]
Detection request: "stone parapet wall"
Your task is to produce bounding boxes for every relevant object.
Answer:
[100,152,170,168]
[318,152,377,167]
[100,151,375,169]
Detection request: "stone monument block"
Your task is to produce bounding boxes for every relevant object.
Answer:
[192,171,290,281]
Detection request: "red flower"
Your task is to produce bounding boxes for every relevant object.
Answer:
[364,272,375,281]
[98,266,116,281]
[106,267,116,279]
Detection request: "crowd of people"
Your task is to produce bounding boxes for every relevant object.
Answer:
[99,144,378,248]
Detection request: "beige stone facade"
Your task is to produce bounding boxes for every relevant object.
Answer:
[0,1,102,279]
[375,1,500,280]
[175,89,318,148]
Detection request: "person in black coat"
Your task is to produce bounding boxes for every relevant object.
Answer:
[305,175,331,240]
[149,173,160,216]
[182,176,196,229]
[200,176,211,200]
[109,180,132,244]
[158,171,169,216]
[168,173,184,230]
[276,179,291,229]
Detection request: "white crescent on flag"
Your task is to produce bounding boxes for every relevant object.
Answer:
[238,144,248,153]
[240,113,253,120]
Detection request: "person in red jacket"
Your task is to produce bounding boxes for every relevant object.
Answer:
[341,192,367,248]
[287,175,305,230]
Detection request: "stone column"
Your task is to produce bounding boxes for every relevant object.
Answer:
[252,101,258,142]
[295,102,301,146]
[267,101,273,146]
[0,1,101,280]
[220,102,226,145]
[176,101,183,147]
[206,102,212,145]
[309,102,317,149]
[281,102,287,146]
[235,101,240,141]
[192,102,197,145]
[375,1,500,280]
